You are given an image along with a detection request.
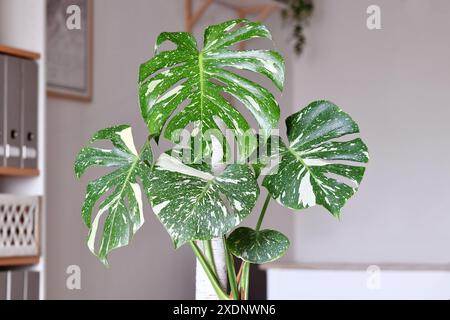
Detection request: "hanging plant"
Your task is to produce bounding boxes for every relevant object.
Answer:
[275,0,314,55]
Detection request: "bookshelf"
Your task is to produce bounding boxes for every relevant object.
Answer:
[0,45,41,61]
[0,0,46,300]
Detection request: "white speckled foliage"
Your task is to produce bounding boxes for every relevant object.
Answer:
[139,19,284,158]
[146,153,259,248]
[263,101,369,217]
[74,19,370,300]
[74,125,153,265]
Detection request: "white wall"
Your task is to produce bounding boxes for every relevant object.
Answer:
[46,0,192,299]
[0,0,45,53]
[45,0,295,299]
[291,0,450,264]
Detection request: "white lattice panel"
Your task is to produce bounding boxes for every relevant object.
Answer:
[0,195,39,257]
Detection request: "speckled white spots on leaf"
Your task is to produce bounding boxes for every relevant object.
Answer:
[227,227,290,264]
[145,79,163,96]
[156,153,214,180]
[130,182,144,229]
[152,200,171,215]
[302,158,331,167]
[74,125,154,265]
[233,199,243,211]
[263,101,369,217]
[297,171,316,207]
[117,127,139,156]
[155,85,183,104]
[138,19,285,159]
[147,157,259,248]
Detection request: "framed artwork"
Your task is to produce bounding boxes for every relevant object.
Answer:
[46,0,93,102]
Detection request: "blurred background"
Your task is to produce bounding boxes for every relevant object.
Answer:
[0,0,449,300]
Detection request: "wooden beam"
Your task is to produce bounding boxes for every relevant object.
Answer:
[185,0,193,32]
[236,3,278,50]
[186,0,213,32]
[184,0,279,48]
[255,3,278,22]
[237,9,247,51]
[212,0,241,11]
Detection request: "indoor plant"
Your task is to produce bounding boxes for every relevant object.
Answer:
[275,0,314,54]
[74,19,368,300]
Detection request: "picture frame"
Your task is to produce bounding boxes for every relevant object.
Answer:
[46,0,93,102]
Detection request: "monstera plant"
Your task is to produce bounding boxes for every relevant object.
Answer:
[75,19,368,300]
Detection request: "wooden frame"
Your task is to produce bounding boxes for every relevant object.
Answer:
[46,0,93,102]
[185,0,279,32]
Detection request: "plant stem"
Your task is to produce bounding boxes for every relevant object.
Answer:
[240,262,251,300]
[223,237,239,300]
[190,241,229,300]
[237,193,272,299]
[256,193,271,231]
[203,240,217,275]
[236,262,244,283]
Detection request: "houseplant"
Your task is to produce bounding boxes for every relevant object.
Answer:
[74,19,368,300]
[275,0,314,54]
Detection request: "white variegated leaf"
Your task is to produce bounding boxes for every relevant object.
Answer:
[145,153,259,248]
[263,101,369,217]
[139,19,284,159]
[74,125,153,265]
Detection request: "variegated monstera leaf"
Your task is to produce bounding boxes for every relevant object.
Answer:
[74,125,153,265]
[145,153,259,248]
[263,101,369,217]
[226,227,290,264]
[139,19,284,159]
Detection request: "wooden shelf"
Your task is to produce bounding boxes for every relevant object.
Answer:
[0,256,40,267]
[0,167,40,177]
[0,44,41,60]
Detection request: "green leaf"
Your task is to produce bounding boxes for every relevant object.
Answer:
[226,227,290,264]
[145,153,259,248]
[74,125,153,265]
[263,101,369,217]
[139,19,285,159]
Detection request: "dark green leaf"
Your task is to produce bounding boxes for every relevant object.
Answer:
[227,227,290,264]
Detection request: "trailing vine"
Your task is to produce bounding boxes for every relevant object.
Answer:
[275,0,314,55]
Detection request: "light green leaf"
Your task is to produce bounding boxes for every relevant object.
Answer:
[74,125,153,265]
[263,101,369,217]
[226,227,290,264]
[145,153,259,248]
[139,19,284,159]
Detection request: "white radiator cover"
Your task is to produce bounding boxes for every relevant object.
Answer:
[266,265,450,300]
